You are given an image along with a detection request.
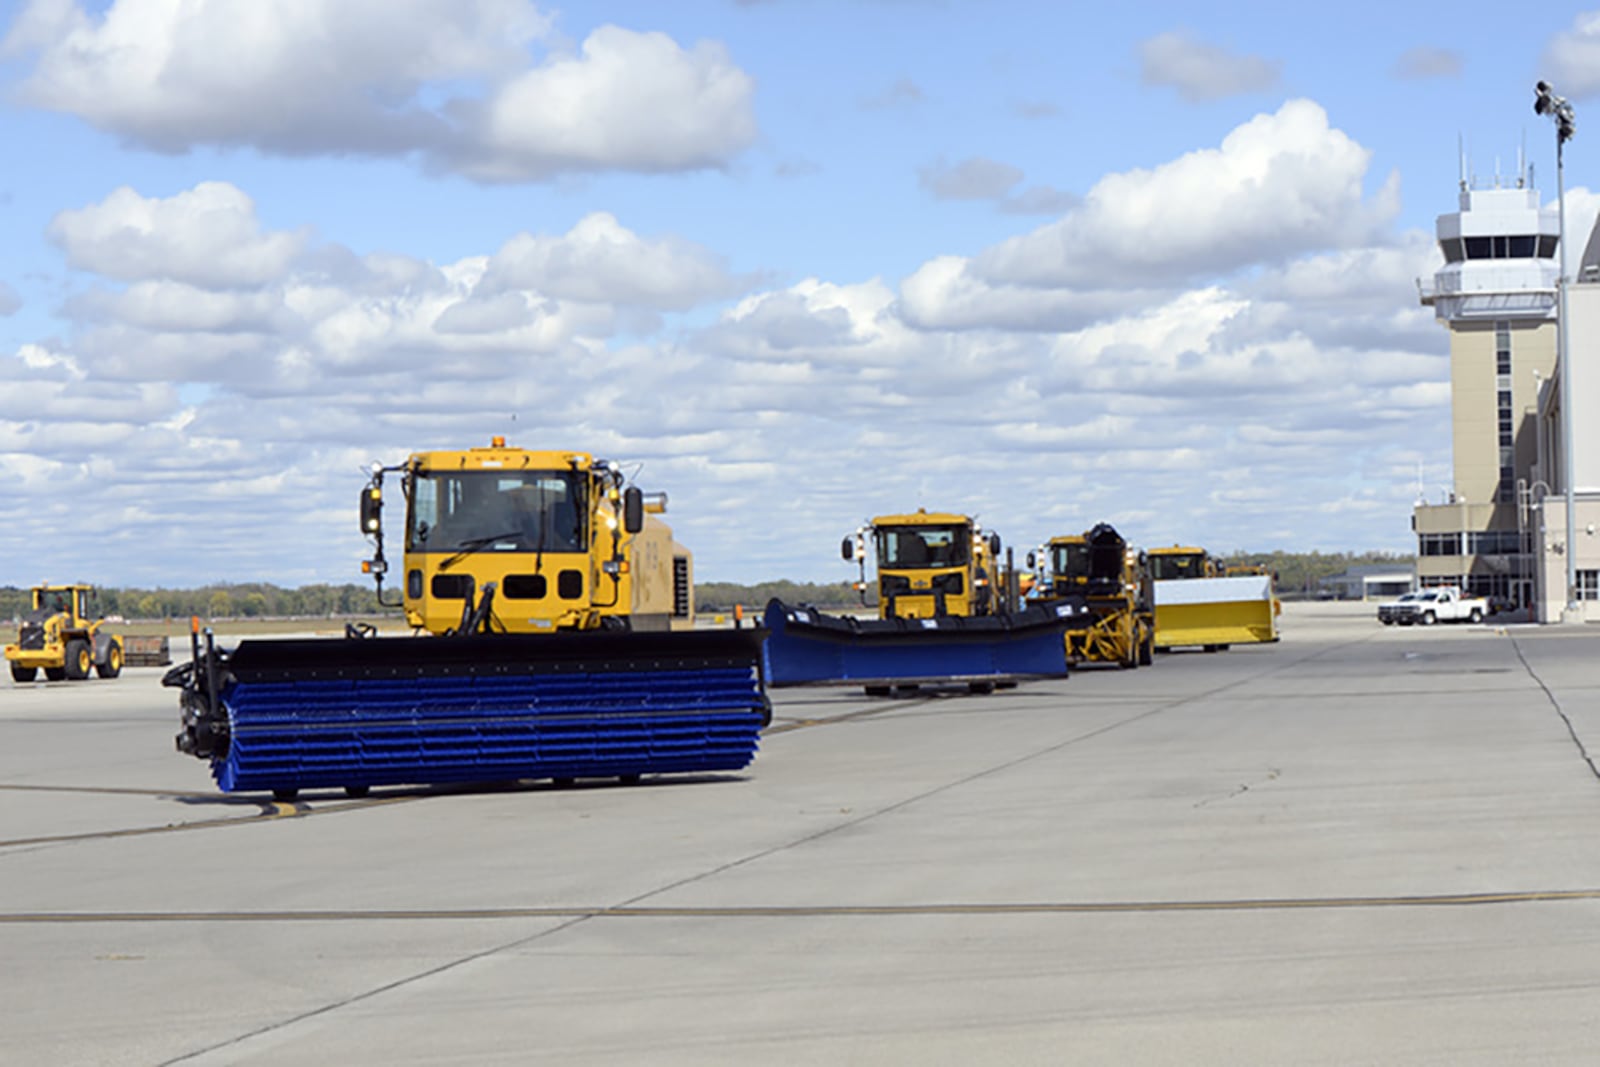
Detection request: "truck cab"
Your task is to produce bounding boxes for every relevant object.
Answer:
[360,439,693,634]
[844,509,1001,619]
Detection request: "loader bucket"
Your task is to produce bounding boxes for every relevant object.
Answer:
[167,629,770,795]
[762,598,1086,688]
[1153,574,1279,649]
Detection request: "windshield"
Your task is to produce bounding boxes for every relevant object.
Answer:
[1049,542,1091,580]
[877,524,969,569]
[407,470,585,553]
[1149,552,1207,581]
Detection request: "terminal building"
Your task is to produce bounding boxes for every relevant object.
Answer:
[1416,163,1600,621]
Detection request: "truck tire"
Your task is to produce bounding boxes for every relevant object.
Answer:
[96,642,123,679]
[1138,629,1154,666]
[10,663,36,683]
[64,639,91,680]
[1421,611,1437,626]
[1468,608,1483,623]
[44,666,66,681]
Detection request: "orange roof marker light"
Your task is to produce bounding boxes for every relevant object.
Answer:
[490,435,506,448]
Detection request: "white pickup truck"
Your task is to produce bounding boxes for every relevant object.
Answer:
[1378,587,1489,626]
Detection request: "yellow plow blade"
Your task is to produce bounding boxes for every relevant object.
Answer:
[1153,576,1279,649]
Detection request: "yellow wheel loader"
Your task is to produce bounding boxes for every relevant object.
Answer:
[167,439,769,798]
[1147,546,1279,651]
[6,583,124,684]
[1029,523,1154,669]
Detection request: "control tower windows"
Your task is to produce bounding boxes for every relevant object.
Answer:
[1454,235,1550,260]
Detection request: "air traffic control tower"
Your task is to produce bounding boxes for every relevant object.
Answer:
[1415,167,1558,611]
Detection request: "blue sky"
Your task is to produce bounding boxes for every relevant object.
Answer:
[3,1,1600,587]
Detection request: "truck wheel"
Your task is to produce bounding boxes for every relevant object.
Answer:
[864,685,891,697]
[1381,618,1394,625]
[64,639,91,680]
[10,663,36,683]
[1422,611,1437,626]
[43,666,66,681]
[96,643,123,679]
[1139,629,1154,666]
[1469,608,1483,623]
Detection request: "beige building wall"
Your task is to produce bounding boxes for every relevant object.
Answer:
[1529,276,1600,621]
[1446,320,1556,506]
[1529,497,1600,621]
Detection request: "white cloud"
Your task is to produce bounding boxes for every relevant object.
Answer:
[1,107,1453,586]
[1541,12,1600,99]
[1548,186,1600,265]
[68,282,285,333]
[898,255,1160,333]
[974,100,1400,288]
[456,27,757,181]
[478,213,745,310]
[4,1,757,179]
[1138,31,1280,102]
[48,183,306,289]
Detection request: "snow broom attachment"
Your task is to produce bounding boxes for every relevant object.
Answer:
[762,597,1089,692]
[167,625,771,797]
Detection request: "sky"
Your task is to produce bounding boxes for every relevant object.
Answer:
[3,1,1600,588]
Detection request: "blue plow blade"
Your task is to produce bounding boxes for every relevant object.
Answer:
[171,629,770,795]
[761,598,1086,688]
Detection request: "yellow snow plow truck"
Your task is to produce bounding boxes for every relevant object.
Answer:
[6,583,124,683]
[762,508,1087,694]
[167,438,769,798]
[1147,545,1278,652]
[844,508,1003,619]
[1030,523,1154,668]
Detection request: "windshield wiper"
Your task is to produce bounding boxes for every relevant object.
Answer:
[438,532,520,571]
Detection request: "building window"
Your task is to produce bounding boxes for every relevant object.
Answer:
[1466,575,1512,600]
[1419,533,1462,556]
[1578,571,1600,601]
[1467,530,1527,555]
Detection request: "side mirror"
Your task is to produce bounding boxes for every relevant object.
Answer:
[988,533,1002,556]
[360,486,382,535]
[623,487,645,534]
[1025,551,1036,570]
[841,537,854,561]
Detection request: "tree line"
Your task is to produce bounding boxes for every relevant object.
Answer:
[1,552,1412,622]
